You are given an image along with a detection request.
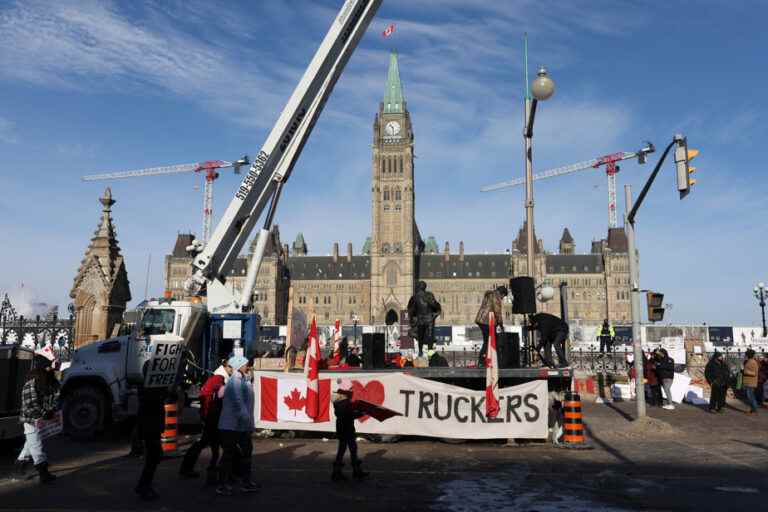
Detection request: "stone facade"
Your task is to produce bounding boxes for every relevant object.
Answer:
[70,188,131,347]
[164,52,633,327]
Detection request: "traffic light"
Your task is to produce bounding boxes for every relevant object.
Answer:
[674,135,698,199]
[646,292,665,322]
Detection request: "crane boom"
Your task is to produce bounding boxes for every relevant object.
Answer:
[480,152,637,193]
[81,160,235,182]
[189,0,382,312]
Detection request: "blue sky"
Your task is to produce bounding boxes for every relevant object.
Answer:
[0,0,765,325]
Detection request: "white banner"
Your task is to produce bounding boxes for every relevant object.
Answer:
[254,371,548,439]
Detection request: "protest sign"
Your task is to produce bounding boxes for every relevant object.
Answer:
[143,335,185,388]
[254,371,548,439]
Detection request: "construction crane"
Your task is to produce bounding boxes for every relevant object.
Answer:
[82,157,249,243]
[481,142,655,227]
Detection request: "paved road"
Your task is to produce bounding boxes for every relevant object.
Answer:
[1,399,766,511]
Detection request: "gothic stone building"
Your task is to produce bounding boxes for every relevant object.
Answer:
[165,53,632,327]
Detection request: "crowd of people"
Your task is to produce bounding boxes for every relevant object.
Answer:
[628,348,678,410]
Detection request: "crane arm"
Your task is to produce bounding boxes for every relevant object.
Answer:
[188,0,382,308]
[81,160,234,182]
[480,151,639,193]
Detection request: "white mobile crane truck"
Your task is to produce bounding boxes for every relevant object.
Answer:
[61,0,383,439]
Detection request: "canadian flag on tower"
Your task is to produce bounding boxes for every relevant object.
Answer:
[304,317,321,419]
[382,23,395,38]
[485,312,500,418]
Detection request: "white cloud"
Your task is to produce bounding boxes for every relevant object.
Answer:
[0,117,18,144]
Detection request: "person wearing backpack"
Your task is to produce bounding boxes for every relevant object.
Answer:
[179,361,232,484]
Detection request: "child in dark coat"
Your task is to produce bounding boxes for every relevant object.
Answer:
[331,380,369,481]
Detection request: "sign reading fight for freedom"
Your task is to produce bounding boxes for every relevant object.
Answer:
[144,335,185,388]
[254,371,548,439]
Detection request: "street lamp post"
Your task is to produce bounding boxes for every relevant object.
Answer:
[754,283,767,337]
[523,62,555,278]
[351,313,359,347]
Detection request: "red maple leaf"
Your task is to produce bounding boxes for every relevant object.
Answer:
[283,388,306,415]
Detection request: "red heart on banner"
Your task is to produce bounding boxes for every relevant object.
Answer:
[351,380,385,423]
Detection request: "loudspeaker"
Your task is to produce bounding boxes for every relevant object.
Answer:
[510,276,537,314]
[362,333,385,369]
[496,332,521,369]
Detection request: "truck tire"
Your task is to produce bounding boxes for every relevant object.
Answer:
[64,385,106,441]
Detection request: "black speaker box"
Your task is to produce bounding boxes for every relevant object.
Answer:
[362,333,385,369]
[510,276,537,314]
[496,332,521,369]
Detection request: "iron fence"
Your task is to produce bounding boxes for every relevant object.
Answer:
[0,315,75,361]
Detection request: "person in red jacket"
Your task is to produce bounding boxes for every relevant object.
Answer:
[179,362,232,484]
[643,352,662,407]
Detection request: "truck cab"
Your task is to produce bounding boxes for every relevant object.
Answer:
[61,299,205,440]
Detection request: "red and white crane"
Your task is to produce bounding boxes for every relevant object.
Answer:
[481,142,655,227]
[82,157,249,243]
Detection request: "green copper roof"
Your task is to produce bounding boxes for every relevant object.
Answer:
[383,51,404,113]
[362,236,372,255]
[425,236,439,254]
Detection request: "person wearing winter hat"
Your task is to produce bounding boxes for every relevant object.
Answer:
[331,379,368,482]
[16,348,60,484]
[179,360,233,483]
[216,355,257,495]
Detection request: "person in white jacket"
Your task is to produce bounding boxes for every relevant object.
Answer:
[216,355,257,495]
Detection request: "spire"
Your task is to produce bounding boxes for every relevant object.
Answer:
[560,228,574,244]
[292,232,307,256]
[383,51,404,113]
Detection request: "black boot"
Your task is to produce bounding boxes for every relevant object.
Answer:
[205,467,219,486]
[35,462,56,485]
[352,461,369,479]
[331,462,347,482]
[14,459,33,479]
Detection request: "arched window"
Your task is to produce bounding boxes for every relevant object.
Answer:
[382,243,390,254]
[399,156,404,173]
[395,189,401,201]
[387,267,397,287]
[383,188,390,201]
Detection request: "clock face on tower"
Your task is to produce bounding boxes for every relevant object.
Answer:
[384,120,401,137]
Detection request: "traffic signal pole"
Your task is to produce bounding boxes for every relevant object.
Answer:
[625,185,646,418]
[623,136,689,419]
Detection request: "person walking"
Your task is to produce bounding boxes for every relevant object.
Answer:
[179,361,232,484]
[756,352,768,407]
[16,349,60,485]
[705,351,729,413]
[655,348,676,410]
[742,349,759,415]
[597,319,615,355]
[407,281,442,357]
[216,355,258,496]
[134,372,169,501]
[474,286,507,367]
[331,380,368,482]
[528,312,570,368]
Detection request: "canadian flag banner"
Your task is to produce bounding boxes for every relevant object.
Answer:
[304,317,321,418]
[382,23,395,38]
[260,376,330,423]
[485,312,500,418]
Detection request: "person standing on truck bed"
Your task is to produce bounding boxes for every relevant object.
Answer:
[179,360,232,484]
[16,348,60,485]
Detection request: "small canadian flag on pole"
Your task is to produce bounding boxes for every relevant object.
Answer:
[304,317,321,419]
[485,312,500,418]
[382,23,395,38]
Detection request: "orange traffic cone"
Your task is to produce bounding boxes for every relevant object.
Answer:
[161,402,180,457]
[559,391,592,449]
